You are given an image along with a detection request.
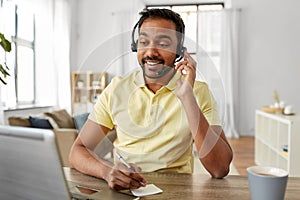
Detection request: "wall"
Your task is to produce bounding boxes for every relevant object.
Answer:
[70,0,144,75]
[70,0,300,136]
[231,0,300,135]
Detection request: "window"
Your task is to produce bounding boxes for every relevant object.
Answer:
[13,6,35,104]
[147,4,223,70]
[0,1,36,107]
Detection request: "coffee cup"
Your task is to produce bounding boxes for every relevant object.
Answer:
[247,166,288,200]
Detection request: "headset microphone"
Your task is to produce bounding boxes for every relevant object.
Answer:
[156,66,172,76]
[142,64,174,79]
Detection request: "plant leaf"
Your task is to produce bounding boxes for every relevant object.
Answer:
[0,63,10,77]
[0,77,7,85]
[0,33,12,52]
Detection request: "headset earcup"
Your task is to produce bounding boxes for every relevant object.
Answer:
[131,42,137,52]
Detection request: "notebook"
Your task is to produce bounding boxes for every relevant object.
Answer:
[0,125,134,200]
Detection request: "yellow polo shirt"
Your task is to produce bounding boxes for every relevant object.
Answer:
[89,70,220,173]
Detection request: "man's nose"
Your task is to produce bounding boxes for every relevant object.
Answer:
[144,44,159,57]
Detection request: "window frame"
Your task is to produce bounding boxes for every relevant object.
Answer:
[146,3,224,67]
[10,4,36,105]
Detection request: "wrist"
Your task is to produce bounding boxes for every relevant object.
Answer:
[97,160,113,181]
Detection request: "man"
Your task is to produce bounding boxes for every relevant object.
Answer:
[69,8,233,190]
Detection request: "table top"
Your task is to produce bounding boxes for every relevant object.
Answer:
[64,167,300,200]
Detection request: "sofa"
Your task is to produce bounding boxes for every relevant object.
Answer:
[8,109,116,167]
[8,109,79,167]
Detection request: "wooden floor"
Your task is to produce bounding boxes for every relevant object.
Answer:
[227,136,256,176]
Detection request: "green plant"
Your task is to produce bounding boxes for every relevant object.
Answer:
[0,32,11,85]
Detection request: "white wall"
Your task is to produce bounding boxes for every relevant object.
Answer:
[70,0,300,136]
[70,0,144,74]
[231,0,300,135]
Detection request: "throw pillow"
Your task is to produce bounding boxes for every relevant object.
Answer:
[44,109,75,128]
[73,112,90,131]
[29,116,53,129]
[32,113,60,129]
[8,117,31,127]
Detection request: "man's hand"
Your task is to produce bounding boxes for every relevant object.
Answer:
[104,162,147,190]
[175,51,197,98]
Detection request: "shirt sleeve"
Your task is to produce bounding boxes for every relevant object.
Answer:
[193,81,221,126]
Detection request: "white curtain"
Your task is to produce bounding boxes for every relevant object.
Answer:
[220,9,240,138]
[198,9,240,138]
[53,0,72,113]
[109,0,145,77]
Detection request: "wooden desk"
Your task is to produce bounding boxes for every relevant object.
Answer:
[64,168,300,200]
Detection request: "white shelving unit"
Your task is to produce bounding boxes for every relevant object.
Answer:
[71,71,108,115]
[255,110,300,177]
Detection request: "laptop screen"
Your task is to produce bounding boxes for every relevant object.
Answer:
[0,125,70,200]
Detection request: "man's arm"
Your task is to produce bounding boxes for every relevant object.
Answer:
[175,51,233,178]
[69,119,146,190]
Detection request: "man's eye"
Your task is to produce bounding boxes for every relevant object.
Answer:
[158,42,170,48]
[138,40,148,46]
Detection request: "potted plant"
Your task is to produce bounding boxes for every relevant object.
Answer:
[0,32,11,85]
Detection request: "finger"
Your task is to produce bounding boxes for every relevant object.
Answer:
[175,61,189,74]
[175,60,188,67]
[115,163,146,187]
[176,63,193,75]
[112,170,143,189]
[108,170,131,190]
[183,51,197,67]
[123,164,147,187]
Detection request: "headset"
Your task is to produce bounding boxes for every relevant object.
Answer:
[131,19,186,62]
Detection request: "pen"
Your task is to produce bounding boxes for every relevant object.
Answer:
[115,152,145,186]
[115,152,136,172]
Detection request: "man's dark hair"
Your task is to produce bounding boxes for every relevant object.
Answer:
[137,8,185,37]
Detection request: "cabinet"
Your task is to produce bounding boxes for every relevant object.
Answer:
[71,71,108,115]
[255,110,300,177]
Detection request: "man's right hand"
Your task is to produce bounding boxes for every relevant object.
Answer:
[104,162,147,190]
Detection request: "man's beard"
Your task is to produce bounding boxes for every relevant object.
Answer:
[140,56,174,79]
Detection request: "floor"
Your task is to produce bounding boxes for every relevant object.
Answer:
[228,136,256,176]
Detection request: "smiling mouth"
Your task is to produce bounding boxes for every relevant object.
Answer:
[143,60,164,71]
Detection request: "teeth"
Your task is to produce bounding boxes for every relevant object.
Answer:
[147,61,160,65]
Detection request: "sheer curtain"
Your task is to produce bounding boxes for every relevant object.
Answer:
[220,9,240,138]
[198,9,240,138]
[53,0,72,112]
[110,0,143,77]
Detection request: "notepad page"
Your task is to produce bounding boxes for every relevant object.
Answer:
[131,184,163,197]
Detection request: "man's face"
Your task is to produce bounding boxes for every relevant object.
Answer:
[137,18,178,78]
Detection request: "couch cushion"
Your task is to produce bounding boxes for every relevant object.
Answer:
[44,109,75,128]
[73,112,89,131]
[8,117,31,127]
[32,113,60,129]
[29,116,53,129]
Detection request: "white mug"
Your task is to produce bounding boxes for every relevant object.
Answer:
[284,105,293,115]
[247,166,288,200]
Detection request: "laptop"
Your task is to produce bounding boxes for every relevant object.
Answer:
[0,125,132,200]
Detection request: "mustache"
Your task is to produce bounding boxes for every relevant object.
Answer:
[142,56,164,64]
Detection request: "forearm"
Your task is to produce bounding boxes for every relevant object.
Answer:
[178,92,233,178]
[69,142,112,180]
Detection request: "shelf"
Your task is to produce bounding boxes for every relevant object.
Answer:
[255,109,300,177]
[71,71,108,115]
